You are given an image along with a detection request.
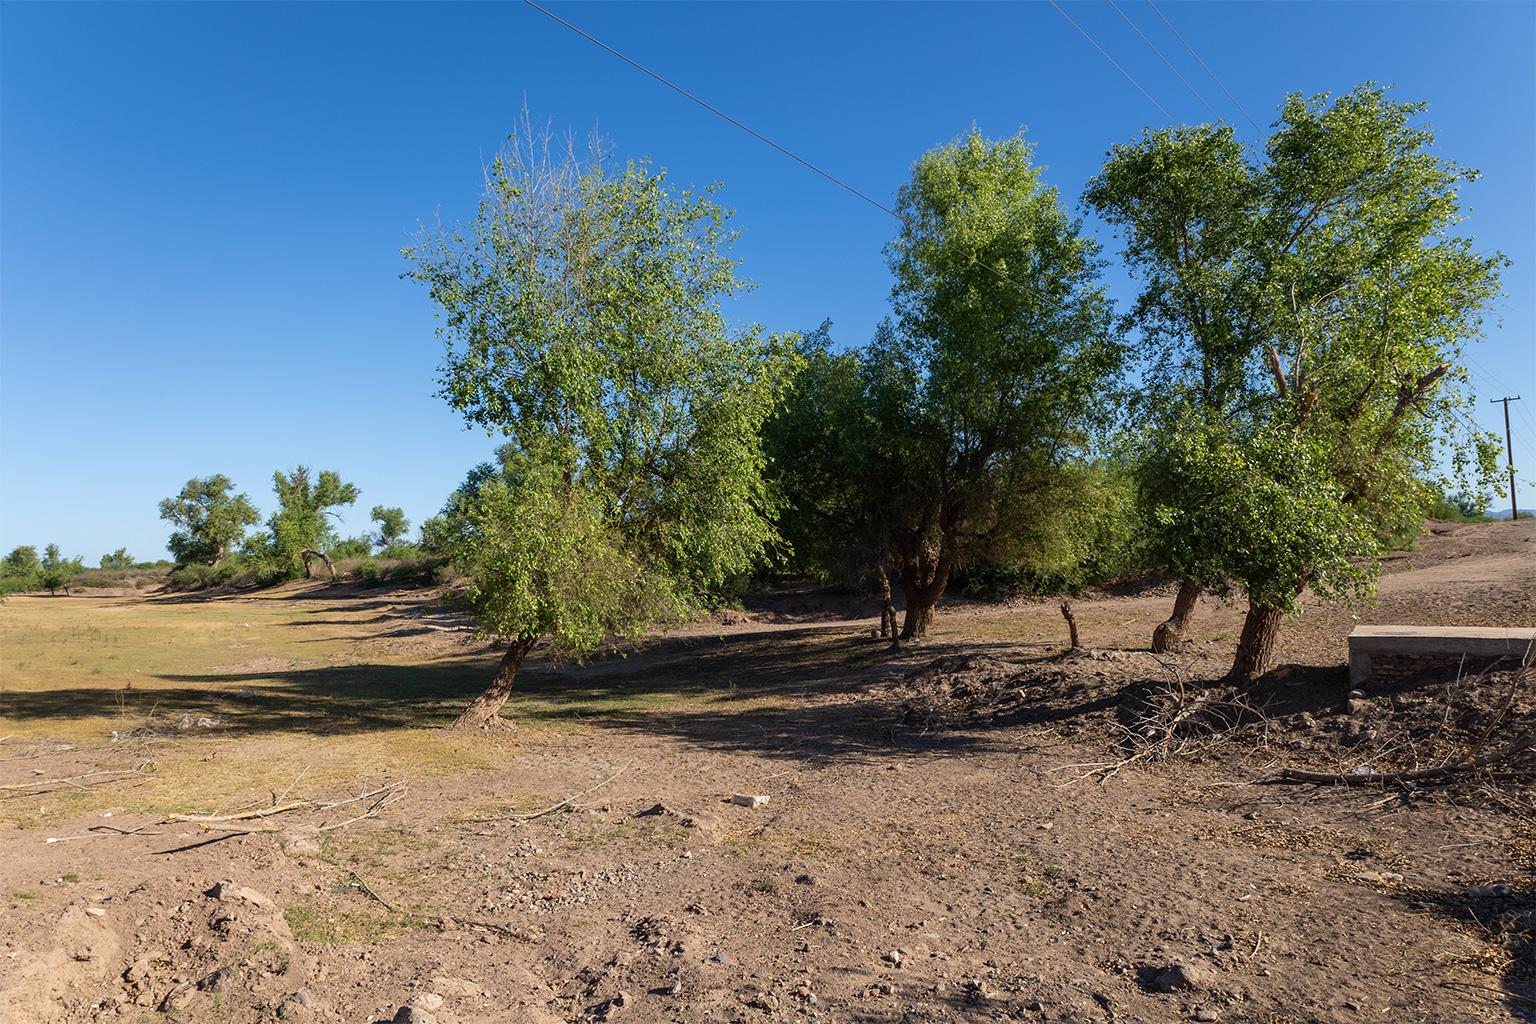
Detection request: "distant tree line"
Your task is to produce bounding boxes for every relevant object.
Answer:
[153,467,427,590]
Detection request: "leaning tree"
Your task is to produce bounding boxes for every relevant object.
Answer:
[404,121,798,730]
[1114,86,1503,681]
[158,475,260,567]
[266,467,360,579]
[873,128,1123,639]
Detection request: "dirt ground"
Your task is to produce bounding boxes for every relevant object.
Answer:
[2,518,1534,1024]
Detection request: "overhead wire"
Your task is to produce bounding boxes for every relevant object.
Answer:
[1106,0,1224,123]
[1145,0,1262,132]
[521,0,897,217]
[1045,0,1175,121]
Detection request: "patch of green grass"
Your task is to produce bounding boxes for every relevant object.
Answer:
[281,903,416,945]
[12,890,37,901]
[749,878,777,895]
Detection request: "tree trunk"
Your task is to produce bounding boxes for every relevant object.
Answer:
[1230,603,1285,684]
[899,557,950,640]
[451,636,536,731]
[878,569,898,642]
[300,548,336,581]
[1060,600,1081,650]
[1151,581,1201,653]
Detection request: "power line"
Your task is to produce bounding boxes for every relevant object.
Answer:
[521,0,896,218]
[1106,0,1224,123]
[1145,0,1261,132]
[522,0,1053,300]
[1046,0,1175,121]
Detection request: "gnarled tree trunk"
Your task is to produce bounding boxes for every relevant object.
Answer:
[1230,603,1285,684]
[451,636,537,731]
[899,555,951,641]
[300,547,336,581]
[1151,580,1201,653]
[1060,600,1081,650]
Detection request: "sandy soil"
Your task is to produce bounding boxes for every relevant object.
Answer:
[1,518,1533,1024]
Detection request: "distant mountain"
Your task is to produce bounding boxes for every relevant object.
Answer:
[1489,508,1534,520]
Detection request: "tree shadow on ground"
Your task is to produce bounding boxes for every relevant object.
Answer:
[1391,885,1536,1022]
[0,614,1152,763]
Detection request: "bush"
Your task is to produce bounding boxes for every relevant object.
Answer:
[964,465,1153,600]
[358,559,382,584]
[168,563,220,590]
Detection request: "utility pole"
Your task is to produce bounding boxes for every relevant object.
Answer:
[1491,395,1522,520]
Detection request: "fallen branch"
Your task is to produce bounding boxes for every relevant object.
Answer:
[1265,733,1536,786]
[463,763,632,823]
[1,761,152,794]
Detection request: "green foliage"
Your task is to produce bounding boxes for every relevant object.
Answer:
[4,545,40,577]
[1143,416,1379,613]
[38,543,85,595]
[262,466,360,577]
[328,535,373,560]
[964,465,1152,599]
[405,120,798,659]
[1090,84,1505,628]
[370,506,409,549]
[99,548,135,570]
[1430,490,1491,521]
[357,559,382,584]
[159,475,260,566]
[768,129,1121,631]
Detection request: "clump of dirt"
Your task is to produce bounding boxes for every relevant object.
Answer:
[881,650,1155,728]
[0,880,319,1023]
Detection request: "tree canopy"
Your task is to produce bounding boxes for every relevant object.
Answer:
[405,120,799,728]
[1091,84,1504,678]
[769,129,1122,640]
[158,475,261,567]
[262,467,360,579]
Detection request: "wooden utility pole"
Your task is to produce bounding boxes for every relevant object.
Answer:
[1491,395,1522,520]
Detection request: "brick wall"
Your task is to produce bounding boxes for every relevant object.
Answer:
[1358,650,1511,687]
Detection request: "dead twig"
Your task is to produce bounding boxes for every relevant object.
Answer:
[1,761,152,794]
[1264,733,1536,786]
[462,763,632,823]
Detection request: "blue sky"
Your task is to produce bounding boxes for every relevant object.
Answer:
[3,0,1533,562]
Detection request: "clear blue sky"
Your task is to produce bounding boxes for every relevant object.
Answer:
[3,1,1533,562]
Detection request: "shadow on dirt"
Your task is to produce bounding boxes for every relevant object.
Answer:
[1392,885,1536,1022]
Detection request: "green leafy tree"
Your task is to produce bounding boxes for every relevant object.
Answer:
[265,467,360,579]
[1095,85,1503,680]
[405,119,798,729]
[39,543,83,595]
[158,475,260,567]
[370,505,410,552]
[3,545,40,578]
[99,548,135,570]
[871,128,1122,639]
[1085,122,1264,651]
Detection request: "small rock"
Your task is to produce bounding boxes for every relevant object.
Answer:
[393,1007,437,1024]
[204,881,275,910]
[429,976,483,998]
[1148,962,1210,993]
[1194,1010,1220,1022]
[84,907,106,917]
[411,992,445,1011]
[1468,883,1512,898]
[882,949,904,966]
[729,794,769,809]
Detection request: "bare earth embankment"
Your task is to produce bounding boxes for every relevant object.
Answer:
[2,518,1534,1024]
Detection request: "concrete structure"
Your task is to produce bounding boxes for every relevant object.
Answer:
[1347,625,1536,688]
